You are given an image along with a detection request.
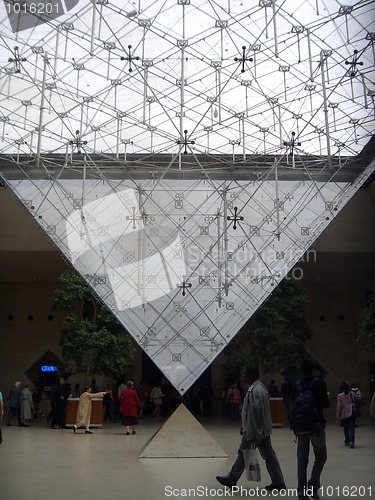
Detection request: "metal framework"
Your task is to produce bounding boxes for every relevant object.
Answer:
[0,0,374,392]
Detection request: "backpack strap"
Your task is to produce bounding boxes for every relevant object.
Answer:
[308,377,319,391]
[296,379,304,392]
[296,377,318,393]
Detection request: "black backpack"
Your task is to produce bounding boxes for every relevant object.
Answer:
[290,378,318,436]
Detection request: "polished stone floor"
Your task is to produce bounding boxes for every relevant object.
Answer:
[0,407,374,500]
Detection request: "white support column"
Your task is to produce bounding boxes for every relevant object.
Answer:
[143,66,148,124]
[320,56,332,168]
[242,115,245,161]
[180,58,185,141]
[218,68,222,125]
[178,6,187,170]
[54,29,60,77]
[216,208,222,308]
[272,0,279,57]
[275,162,281,240]
[36,54,48,167]
[278,104,282,149]
[116,115,121,158]
[307,29,313,82]
[90,0,97,55]
[362,74,368,109]
[223,186,229,296]
[138,188,145,304]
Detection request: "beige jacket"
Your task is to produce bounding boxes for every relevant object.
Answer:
[75,391,106,428]
[242,380,272,442]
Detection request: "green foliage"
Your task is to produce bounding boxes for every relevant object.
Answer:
[358,290,375,350]
[225,277,311,374]
[52,270,135,380]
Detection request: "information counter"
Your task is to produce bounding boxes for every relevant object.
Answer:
[65,398,103,428]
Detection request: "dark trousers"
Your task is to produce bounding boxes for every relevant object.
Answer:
[104,403,112,421]
[7,406,20,425]
[56,400,67,427]
[297,425,327,493]
[228,433,284,485]
[341,416,355,444]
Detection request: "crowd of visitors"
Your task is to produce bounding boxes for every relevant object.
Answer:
[1,364,374,498]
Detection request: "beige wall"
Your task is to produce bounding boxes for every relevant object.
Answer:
[0,282,65,389]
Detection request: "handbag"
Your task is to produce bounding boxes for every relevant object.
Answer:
[243,445,261,482]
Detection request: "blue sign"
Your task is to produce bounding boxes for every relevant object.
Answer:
[41,365,57,372]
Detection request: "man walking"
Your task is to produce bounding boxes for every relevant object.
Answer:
[216,366,286,492]
[6,381,21,426]
[292,359,330,499]
[53,377,70,429]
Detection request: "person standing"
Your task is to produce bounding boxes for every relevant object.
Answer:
[48,383,59,427]
[54,377,70,429]
[292,359,330,500]
[137,381,145,419]
[120,381,141,435]
[72,383,81,398]
[216,366,286,492]
[73,386,107,434]
[103,385,113,422]
[267,379,280,397]
[32,381,43,420]
[6,381,21,426]
[90,379,99,394]
[20,383,33,426]
[150,383,163,417]
[226,383,241,420]
[336,381,361,448]
[350,383,363,426]
[117,379,127,418]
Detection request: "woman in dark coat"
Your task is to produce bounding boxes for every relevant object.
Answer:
[119,381,141,435]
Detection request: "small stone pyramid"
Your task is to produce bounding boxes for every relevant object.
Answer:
[138,403,228,458]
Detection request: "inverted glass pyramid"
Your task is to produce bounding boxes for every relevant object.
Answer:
[2,149,374,392]
[0,0,374,392]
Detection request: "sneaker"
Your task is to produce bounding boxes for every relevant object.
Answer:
[264,483,287,491]
[350,442,355,448]
[85,430,93,434]
[73,425,77,434]
[216,476,236,489]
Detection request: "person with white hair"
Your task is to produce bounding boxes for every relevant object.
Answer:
[20,383,33,427]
